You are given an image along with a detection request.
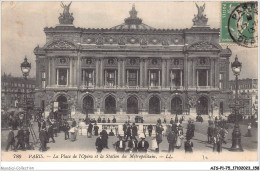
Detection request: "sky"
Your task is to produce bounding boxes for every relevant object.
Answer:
[1,1,258,79]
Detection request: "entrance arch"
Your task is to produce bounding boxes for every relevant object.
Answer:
[56,95,68,118]
[171,97,182,114]
[105,95,116,114]
[149,96,160,114]
[197,96,208,115]
[127,96,138,114]
[83,96,94,114]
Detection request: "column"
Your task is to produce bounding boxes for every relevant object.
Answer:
[144,59,148,87]
[180,70,183,87]
[92,70,95,87]
[52,58,56,86]
[159,70,161,86]
[69,58,73,86]
[82,70,85,85]
[170,70,172,86]
[162,59,166,88]
[56,68,59,85]
[122,59,125,87]
[126,70,129,86]
[48,57,51,86]
[206,70,209,86]
[196,70,198,87]
[215,59,219,88]
[210,59,214,87]
[104,70,107,86]
[166,59,169,87]
[115,70,117,87]
[137,70,139,86]
[100,58,104,86]
[66,68,69,86]
[77,55,81,87]
[95,59,99,87]
[118,59,121,87]
[184,54,188,89]
[140,59,143,87]
[192,59,196,86]
[148,70,150,87]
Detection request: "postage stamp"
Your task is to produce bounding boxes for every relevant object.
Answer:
[0,1,259,169]
[221,1,258,47]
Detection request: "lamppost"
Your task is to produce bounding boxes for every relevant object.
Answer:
[20,56,31,126]
[230,56,243,151]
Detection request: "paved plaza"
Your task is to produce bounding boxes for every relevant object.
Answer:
[1,120,257,154]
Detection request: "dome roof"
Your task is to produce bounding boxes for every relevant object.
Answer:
[111,5,154,30]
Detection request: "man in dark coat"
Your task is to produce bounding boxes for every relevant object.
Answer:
[148,124,153,137]
[48,125,55,143]
[131,123,138,140]
[39,128,48,151]
[102,118,106,123]
[115,136,126,152]
[5,127,15,151]
[87,123,93,138]
[170,118,174,125]
[171,123,178,133]
[123,122,127,138]
[107,118,110,123]
[108,129,115,136]
[97,117,101,123]
[95,133,103,153]
[37,118,41,132]
[15,127,25,151]
[128,136,138,152]
[126,124,132,141]
[101,129,109,149]
[71,119,77,127]
[112,117,116,123]
[138,136,149,153]
[64,122,70,140]
[167,130,177,152]
[24,128,30,149]
[94,123,99,136]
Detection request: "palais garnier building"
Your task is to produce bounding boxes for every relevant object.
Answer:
[34,4,232,121]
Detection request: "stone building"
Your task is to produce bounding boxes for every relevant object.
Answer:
[34,4,232,121]
[1,73,36,110]
[229,78,258,118]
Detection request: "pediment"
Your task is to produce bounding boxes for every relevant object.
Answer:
[187,41,222,51]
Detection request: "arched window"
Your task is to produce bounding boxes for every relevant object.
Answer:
[105,95,116,114]
[127,96,138,114]
[149,96,160,114]
[83,96,94,114]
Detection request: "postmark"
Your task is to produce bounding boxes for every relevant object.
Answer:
[223,2,258,47]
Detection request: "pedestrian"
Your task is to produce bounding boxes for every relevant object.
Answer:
[115,136,125,152]
[94,123,99,136]
[5,127,15,151]
[138,136,149,153]
[15,127,25,151]
[39,128,48,151]
[213,132,222,153]
[102,118,106,123]
[184,139,193,153]
[246,123,252,137]
[157,118,161,125]
[48,125,55,143]
[151,136,159,152]
[108,129,115,136]
[37,118,41,132]
[95,132,103,153]
[171,123,178,133]
[163,118,167,124]
[167,130,176,153]
[207,125,213,144]
[41,119,46,130]
[97,117,101,123]
[112,117,116,123]
[64,122,70,140]
[127,136,138,153]
[175,128,184,149]
[107,118,110,123]
[101,129,109,149]
[170,118,174,125]
[87,122,93,138]
[148,124,153,137]
[24,127,30,149]
[175,115,178,123]
[123,122,127,138]
[126,124,132,140]
[69,126,77,142]
[71,119,77,127]
[131,123,138,140]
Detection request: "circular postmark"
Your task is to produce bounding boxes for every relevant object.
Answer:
[228,2,258,48]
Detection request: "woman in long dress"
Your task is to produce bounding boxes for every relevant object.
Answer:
[175,129,184,149]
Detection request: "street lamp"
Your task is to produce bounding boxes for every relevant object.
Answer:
[21,56,31,126]
[230,55,243,151]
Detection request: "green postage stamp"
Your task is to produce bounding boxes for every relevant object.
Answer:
[220,1,258,47]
